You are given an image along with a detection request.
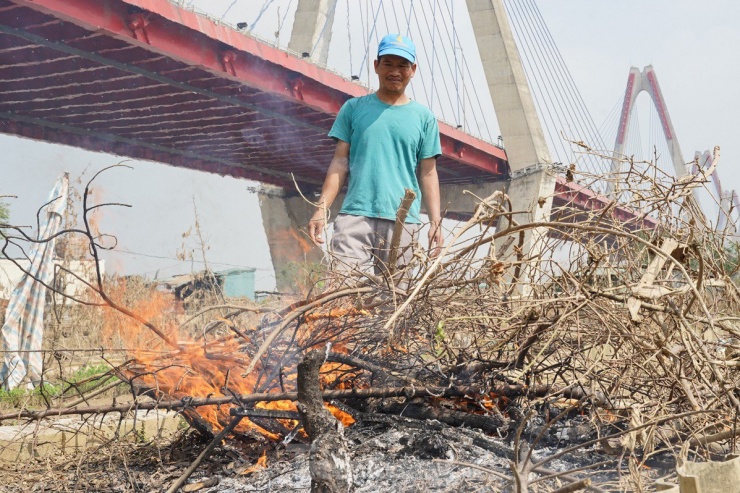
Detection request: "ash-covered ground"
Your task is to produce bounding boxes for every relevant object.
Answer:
[217,426,511,492]
[193,420,627,492]
[0,412,677,492]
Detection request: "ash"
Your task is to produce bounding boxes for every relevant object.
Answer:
[199,420,618,492]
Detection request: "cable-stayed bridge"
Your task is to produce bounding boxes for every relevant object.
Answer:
[0,0,712,287]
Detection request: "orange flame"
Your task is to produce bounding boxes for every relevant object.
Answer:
[241,451,268,475]
[108,283,362,440]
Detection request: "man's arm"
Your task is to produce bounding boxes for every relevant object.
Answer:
[419,157,443,256]
[308,140,350,244]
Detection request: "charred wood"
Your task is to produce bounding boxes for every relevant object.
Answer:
[297,350,354,493]
[375,398,508,434]
[0,382,606,423]
[165,414,243,493]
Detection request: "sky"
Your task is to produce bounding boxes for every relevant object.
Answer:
[2,0,739,291]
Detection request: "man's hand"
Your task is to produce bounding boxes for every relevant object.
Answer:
[419,157,442,257]
[308,140,349,245]
[308,209,326,245]
[428,221,443,257]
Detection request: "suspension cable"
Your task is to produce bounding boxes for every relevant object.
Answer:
[406,0,415,36]
[220,0,239,21]
[346,2,354,76]
[429,0,461,122]
[513,0,584,166]
[521,0,603,172]
[357,0,384,82]
[440,1,494,142]
[361,0,370,84]
[429,0,438,111]
[410,3,447,120]
[433,0,478,135]
[414,0,460,122]
[452,1,461,127]
[506,0,569,165]
[248,0,278,31]
[276,0,293,47]
[598,96,624,146]
[522,0,611,172]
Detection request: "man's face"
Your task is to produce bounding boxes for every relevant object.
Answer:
[374,55,416,95]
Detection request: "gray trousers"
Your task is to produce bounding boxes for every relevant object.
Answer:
[330,214,420,275]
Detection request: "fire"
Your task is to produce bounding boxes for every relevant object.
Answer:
[255,397,355,429]
[106,283,362,441]
[430,390,509,417]
[240,451,268,475]
[328,404,356,427]
[102,277,181,352]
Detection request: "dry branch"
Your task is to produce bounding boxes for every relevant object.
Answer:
[5,147,740,491]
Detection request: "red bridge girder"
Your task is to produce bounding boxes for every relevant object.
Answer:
[0,0,507,189]
[554,178,657,230]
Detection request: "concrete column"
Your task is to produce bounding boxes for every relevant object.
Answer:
[465,0,551,170]
[642,66,689,181]
[718,191,737,236]
[465,0,556,294]
[609,67,642,195]
[258,185,341,292]
[437,182,508,217]
[288,0,338,65]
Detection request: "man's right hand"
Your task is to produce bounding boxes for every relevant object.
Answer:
[308,210,326,244]
[308,140,349,246]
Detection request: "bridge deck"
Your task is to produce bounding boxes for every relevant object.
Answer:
[0,0,649,226]
[0,0,507,189]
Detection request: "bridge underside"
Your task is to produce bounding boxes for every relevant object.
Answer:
[0,0,652,237]
[0,0,508,191]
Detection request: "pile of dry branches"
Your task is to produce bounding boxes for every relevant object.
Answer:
[2,148,739,492]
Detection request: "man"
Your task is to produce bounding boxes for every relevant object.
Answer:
[307,34,443,275]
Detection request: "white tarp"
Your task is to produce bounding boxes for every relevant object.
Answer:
[0,173,68,390]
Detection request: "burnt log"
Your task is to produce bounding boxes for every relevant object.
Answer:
[297,350,354,493]
[376,399,508,434]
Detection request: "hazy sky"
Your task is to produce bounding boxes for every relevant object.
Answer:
[2,0,738,290]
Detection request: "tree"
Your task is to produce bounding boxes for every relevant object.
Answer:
[0,200,8,226]
[724,241,740,280]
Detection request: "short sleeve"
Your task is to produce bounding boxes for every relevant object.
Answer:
[419,113,442,160]
[328,99,353,143]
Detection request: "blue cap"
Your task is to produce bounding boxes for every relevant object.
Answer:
[377,34,416,64]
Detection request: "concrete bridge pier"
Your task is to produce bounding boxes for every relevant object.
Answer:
[258,185,341,292]
[289,0,338,65]
[438,182,508,218]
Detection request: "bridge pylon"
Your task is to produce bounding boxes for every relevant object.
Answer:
[466,0,556,295]
[609,65,691,196]
[288,0,338,65]
[258,185,342,292]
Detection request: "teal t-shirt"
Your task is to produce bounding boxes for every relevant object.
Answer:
[328,93,441,224]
